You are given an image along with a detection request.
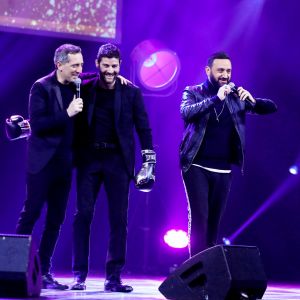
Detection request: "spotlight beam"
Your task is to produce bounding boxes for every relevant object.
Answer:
[228,174,299,242]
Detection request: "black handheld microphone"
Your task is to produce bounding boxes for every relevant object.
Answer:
[74,78,81,98]
[228,82,254,105]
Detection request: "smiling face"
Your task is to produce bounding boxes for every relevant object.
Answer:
[205,58,232,88]
[95,56,120,89]
[56,53,84,84]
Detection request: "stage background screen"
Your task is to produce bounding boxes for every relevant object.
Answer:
[0,0,121,42]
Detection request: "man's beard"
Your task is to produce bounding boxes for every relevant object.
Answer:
[209,74,229,89]
[99,71,117,85]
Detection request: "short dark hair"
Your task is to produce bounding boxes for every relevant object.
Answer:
[96,43,121,62]
[207,51,231,67]
[53,44,81,66]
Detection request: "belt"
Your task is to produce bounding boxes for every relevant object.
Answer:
[92,142,118,150]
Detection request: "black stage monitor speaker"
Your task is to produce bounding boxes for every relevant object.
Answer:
[0,234,41,297]
[159,245,267,300]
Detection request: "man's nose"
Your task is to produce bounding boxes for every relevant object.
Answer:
[222,71,228,77]
[107,66,115,73]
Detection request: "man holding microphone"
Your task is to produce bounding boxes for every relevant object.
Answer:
[179,51,277,257]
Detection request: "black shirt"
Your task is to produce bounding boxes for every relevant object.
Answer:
[193,99,235,170]
[92,87,118,144]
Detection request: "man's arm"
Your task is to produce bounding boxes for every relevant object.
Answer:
[29,82,70,135]
[236,87,277,115]
[248,97,277,114]
[132,87,153,149]
[132,87,156,192]
[180,86,221,122]
[29,81,83,135]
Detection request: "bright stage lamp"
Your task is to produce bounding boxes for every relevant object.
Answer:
[131,40,180,93]
[163,229,188,249]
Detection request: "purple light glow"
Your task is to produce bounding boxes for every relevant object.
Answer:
[228,175,300,242]
[163,229,188,249]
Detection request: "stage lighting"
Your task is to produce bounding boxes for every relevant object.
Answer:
[163,229,188,249]
[289,165,298,175]
[130,40,180,95]
[222,237,231,245]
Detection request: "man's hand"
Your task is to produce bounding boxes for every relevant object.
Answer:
[67,95,83,117]
[217,84,232,100]
[117,75,132,85]
[237,87,256,103]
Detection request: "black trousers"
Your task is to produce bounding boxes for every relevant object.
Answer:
[73,148,130,280]
[16,155,72,274]
[182,165,232,256]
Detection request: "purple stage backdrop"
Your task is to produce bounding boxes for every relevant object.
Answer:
[0,0,299,282]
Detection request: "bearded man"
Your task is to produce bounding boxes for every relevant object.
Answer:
[179,51,277,256]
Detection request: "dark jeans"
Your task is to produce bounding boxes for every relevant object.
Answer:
[16,155,72,274]
[73,148,130,280]
[182,165,232,256]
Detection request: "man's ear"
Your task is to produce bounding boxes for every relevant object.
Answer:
[205,66,210,77]
[56,62,63,71]
[95,59,99,68]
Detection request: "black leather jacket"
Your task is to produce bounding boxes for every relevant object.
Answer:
[179,80,277,173]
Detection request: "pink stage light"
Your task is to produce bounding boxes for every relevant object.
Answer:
[163,229,188,249]
[130,39,180,92]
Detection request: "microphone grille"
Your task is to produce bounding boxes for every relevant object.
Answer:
[74,78,82,85]
[228,82,235,88]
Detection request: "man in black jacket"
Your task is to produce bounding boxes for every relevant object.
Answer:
[71,43,155,292]
[16,44,84,289]
[180,51,277,257]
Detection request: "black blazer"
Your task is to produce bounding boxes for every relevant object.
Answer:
[27,71,72,174]
[74,77,153,177]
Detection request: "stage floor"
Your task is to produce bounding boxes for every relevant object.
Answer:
[5,276,300,299]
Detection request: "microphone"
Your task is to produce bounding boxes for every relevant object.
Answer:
[229,82,254,105]
[74,78,81,98]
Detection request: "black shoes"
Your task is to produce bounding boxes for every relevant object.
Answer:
[104,278,133,293]
[70,281,86,290]
[42,273,132,292]
[70,272,87,290]
[42,273,69,290]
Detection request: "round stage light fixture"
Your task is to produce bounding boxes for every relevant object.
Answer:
[131,40,180,93]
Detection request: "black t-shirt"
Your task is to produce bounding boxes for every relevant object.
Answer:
[193,100,236,170]
[92,86,118,144]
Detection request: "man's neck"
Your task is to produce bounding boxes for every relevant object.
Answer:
[56,70,69,85]
[206,78,218,93]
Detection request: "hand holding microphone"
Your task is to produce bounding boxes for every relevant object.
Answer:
[229,82,256,104]
[67,95,83,117]
[67,78,83,117]
[217,84,232,100]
